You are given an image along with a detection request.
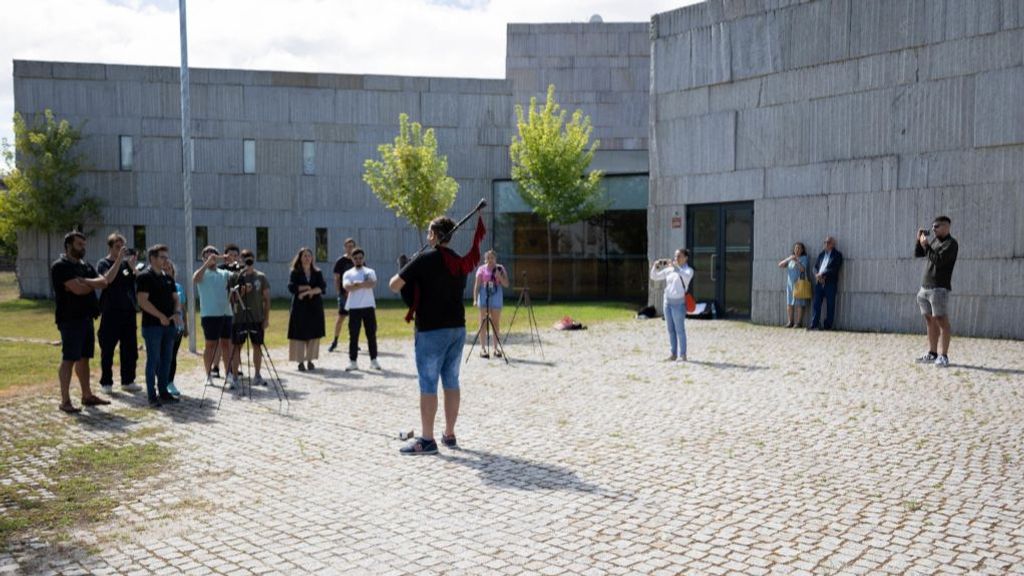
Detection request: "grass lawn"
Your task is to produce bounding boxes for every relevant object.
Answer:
[0,271,638,394]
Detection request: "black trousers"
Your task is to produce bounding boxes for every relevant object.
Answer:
[348,307,377,361]
[169,328,184,383]
[98,309,138,386]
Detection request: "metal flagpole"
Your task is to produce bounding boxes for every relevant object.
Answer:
[178,0,197,353]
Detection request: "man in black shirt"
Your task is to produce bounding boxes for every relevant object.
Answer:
[137,244,181,407]
[328,237,357,352]
[96,232,140,393]
[390,217,470,455]
[915,216,960,367]
[51,231,124,413]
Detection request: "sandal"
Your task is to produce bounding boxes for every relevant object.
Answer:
[493,350,503,358]
[59,402,81,414]
[441,434,457,448]
[479,350,490,359]
[82,395,111,406]
[399,437,438,455]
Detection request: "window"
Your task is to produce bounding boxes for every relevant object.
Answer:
[195,226,208,261]
[243,139,256,174]
[302,141,316,175]
[133,225,146,251]
[119,136,133,171]
[256,227,269,262]
[315,228,328,262]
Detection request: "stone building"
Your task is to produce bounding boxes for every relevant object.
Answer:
[649,0,1024,339]
[12,22,651,304]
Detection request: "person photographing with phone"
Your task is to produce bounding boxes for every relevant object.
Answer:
[650,249,695,362]
[228,249,271,385]
[193,246,235,386]
[472,250,509,359]
[915,216,959,367]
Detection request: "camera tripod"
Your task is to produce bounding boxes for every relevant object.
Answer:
[503,271,544,358]
[200,284,289,413]
[466,277,509,364]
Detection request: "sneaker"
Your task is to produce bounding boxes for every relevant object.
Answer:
[328,340,337,352]
[370,359,382,370]
[345,361,358,372]
[100,383,113,394]
[677,355,687,362]
[210,366,221,379]
[916,352,938,364]
[122,382,141,392]
[297,362,306,372]
[399,437,438,455]
[252,375,266,387]
[166,382,181,397]
[148,397,162,409]
[227,374,238,390]
[663,355,677,362]
[441,434,457,449]
[934,355,949,368]
[158,393,180,403]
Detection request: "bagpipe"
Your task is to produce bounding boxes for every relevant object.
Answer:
[398,199,488,322]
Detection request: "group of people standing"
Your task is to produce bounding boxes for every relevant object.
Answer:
[777,236,844,330]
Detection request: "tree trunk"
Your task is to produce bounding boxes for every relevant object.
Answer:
[546,221,553,303]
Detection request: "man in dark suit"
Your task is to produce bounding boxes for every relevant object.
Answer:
[809,236,843,330]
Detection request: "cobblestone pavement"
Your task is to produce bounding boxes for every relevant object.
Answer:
[2,319,1023,575]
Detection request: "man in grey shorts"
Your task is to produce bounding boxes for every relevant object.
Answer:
[914,216,959,367]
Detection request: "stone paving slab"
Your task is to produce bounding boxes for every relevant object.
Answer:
[2,319,1023,574]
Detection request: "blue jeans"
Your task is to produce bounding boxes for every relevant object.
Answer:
[664,299,687,358]
[141,324,176,400]
[414,327,466,395]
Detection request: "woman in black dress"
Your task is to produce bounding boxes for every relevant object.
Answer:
[287,247,326,371]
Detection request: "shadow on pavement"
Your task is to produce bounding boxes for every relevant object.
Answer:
[440,448,605,494]
[685,360,769,371]
[949,364,1024,376]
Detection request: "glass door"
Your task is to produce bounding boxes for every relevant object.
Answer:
[686,202,754,318]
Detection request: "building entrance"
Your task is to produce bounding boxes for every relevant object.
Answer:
[686,202,754,318]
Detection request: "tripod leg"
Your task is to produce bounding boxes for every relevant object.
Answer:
[506,289,526,338]
[200,370,213,409]
[489,315,510,364]
[259,342,286,412]
[525,291,544,358]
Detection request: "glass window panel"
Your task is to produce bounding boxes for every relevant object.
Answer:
[195,226,208,261]
[315,228,328,262]
[119,136,133,171]
[256,227,269,262]
[132,225,146,251]
[243,139,256,174]
[303,141,316,175]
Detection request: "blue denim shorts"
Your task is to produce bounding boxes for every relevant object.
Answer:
[414,327,466,395]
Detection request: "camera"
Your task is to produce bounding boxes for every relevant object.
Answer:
[125,247,137,256]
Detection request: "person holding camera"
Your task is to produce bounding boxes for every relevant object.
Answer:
[96,232,140,393]
[472,250,509,359]
[51,231,124,413]
[778,242,810,328]
[342,248,382,371]
[137,244,181,408]
[915,216,959,367]
[210,243,243,378]
[650,248,695,362]
[193,246,235,386]
[287,247,327,371]
[228,249,271,385]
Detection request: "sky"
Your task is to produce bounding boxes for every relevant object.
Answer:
[0,0,699,157]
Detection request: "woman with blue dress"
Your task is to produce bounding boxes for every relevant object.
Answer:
[778,242,809,328]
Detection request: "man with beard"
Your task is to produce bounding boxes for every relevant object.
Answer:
[51,231,125,413]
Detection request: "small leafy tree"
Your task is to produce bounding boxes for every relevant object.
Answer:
[1,110,101,270]
[363,113,458,236]
[510,84,604,301]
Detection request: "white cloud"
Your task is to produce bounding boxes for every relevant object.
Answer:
[0,0,697,151]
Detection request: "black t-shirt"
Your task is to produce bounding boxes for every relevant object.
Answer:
[136,267,177,328]
[51,256,100,324]
[915,235,959,290]
[399,248,467,332]
[333,256,354,293]
[96,257,137,312]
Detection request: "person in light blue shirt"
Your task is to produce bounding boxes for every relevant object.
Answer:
[192,245,234,382]
[778,242,810,328]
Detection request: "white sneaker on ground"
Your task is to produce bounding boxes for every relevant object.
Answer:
[227,373,238,390]
[100,384,113,394]
[252,375,266,386]
[916,352,938,364]
[345,361,358,372]
[934,355,949,368]
[677,355,687,362]
[370,359,382,370]
[122,382,141,392]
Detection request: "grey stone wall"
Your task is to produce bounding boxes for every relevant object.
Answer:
[650,0,1024,339]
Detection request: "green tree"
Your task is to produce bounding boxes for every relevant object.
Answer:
[363,113,458,235]
[1,110,101,266]
[510,84,604,301]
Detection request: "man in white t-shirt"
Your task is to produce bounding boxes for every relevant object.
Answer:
[342,248,381,371]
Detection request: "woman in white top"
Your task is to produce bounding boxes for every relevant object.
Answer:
[650,248,695,361]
